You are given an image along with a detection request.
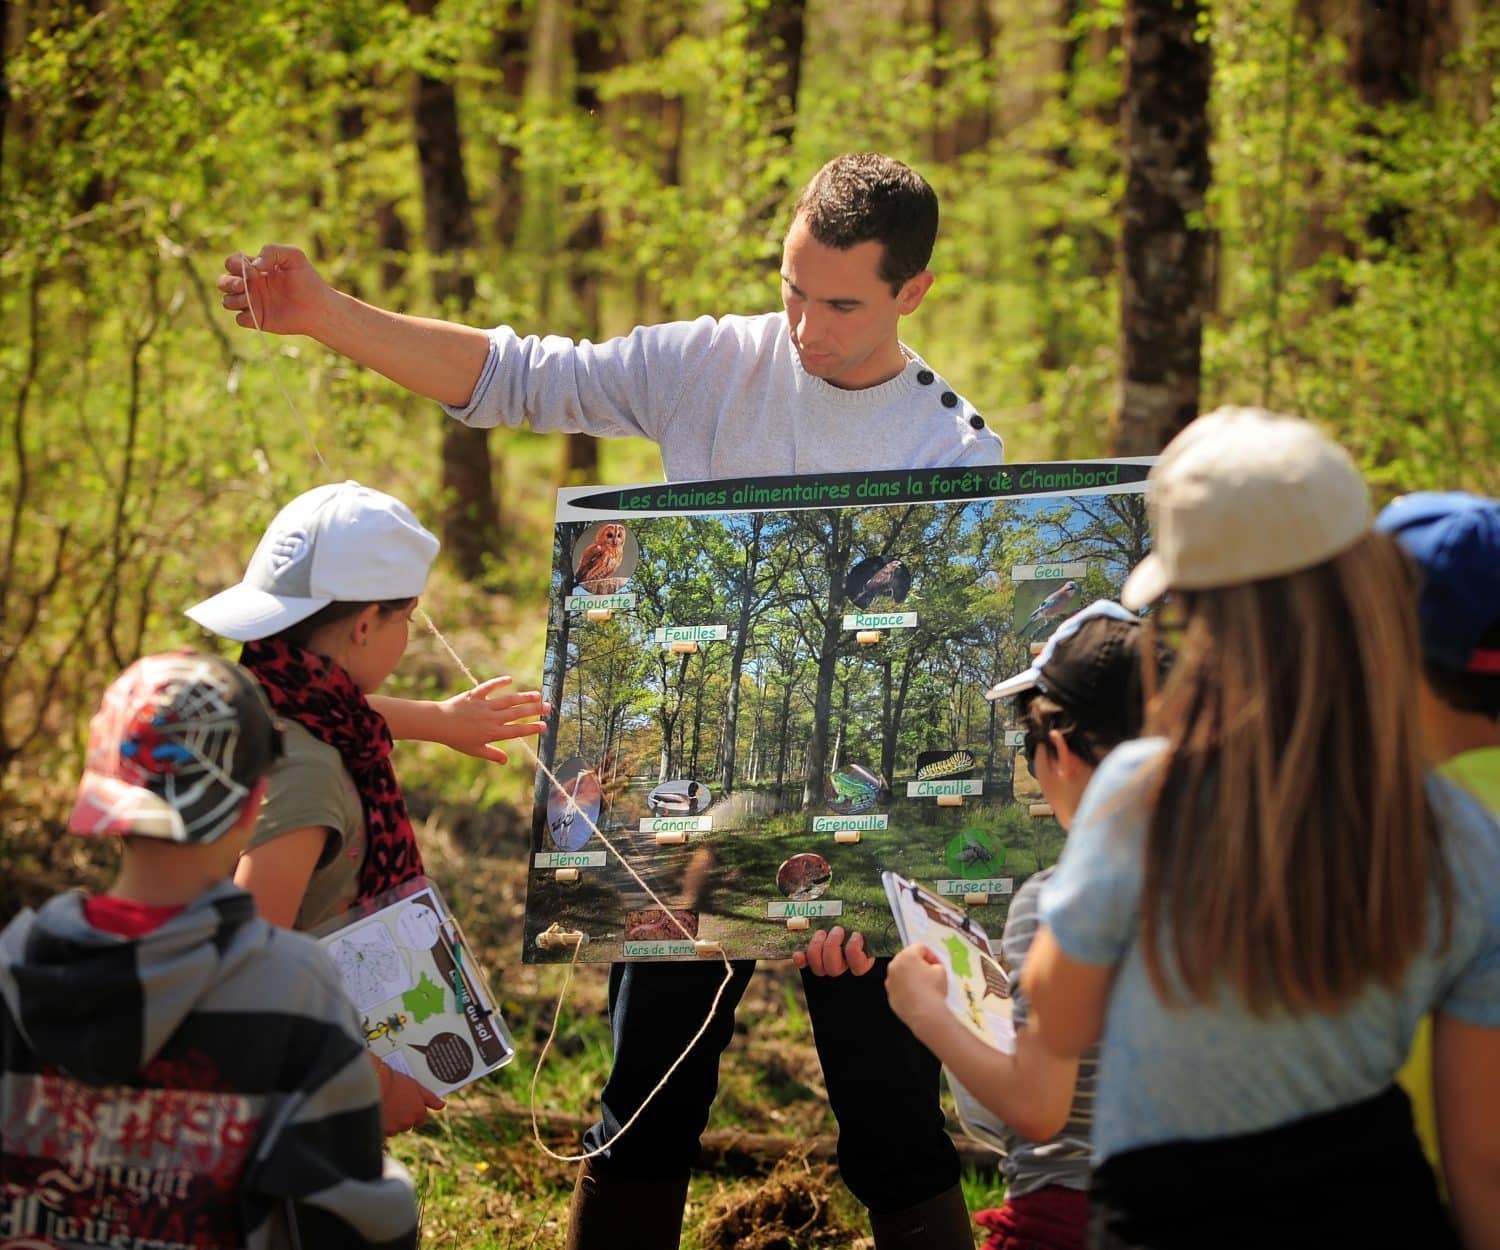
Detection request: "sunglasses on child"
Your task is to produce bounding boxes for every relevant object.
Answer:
[1021,728,1041,772]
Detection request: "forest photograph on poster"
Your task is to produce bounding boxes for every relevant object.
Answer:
[524,463,1150,961]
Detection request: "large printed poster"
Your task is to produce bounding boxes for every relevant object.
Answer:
[523,460,1152,962]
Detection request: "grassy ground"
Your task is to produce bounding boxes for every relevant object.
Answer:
[399,801,1006,1247]
[523,775,1068,966]
[2,788,1003,1249]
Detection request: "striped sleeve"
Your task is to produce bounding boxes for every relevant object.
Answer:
[1001,873,1048,1030]
[241,937,418,1250]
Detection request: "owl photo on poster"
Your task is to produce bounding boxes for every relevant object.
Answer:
[571,523,639,595]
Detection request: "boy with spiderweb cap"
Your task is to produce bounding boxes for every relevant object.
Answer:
[0,651,418,1250]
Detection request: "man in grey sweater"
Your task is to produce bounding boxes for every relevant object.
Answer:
[221,152,996,1249]
[219,155,1001,477]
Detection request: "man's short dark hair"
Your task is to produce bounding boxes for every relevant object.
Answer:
[792,153,939,294]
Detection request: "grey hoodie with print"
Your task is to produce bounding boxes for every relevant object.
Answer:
[0,879,417,1250]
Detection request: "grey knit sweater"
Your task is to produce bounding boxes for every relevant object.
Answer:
[444,311,1003,479]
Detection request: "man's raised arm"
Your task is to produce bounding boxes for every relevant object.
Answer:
[219,244,491,409]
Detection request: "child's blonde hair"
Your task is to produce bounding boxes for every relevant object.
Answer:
[1141,532,1452,1013]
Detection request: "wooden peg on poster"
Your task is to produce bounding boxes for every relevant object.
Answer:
[536,925,588,952]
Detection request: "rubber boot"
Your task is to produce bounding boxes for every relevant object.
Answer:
[868,1182,975,1250]
[564,1159,691,1250]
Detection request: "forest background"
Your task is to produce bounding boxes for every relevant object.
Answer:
[3,0,1498,1245]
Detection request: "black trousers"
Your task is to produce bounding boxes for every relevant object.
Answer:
[580,956,960,1214]
[1088,1084,1457,1250]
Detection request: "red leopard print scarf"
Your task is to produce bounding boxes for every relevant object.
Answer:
[240,638,423,903]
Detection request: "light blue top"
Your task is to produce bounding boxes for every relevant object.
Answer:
[1040,738,1500,1161]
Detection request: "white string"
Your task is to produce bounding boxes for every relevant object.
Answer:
[415,604,737,1163]
[238,255,331,473]
[236,252,737,1162]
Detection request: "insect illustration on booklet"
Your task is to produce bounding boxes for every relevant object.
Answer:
[363,1012,409,1044]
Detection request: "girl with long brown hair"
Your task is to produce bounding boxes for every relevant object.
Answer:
[1021,409,1500,1249]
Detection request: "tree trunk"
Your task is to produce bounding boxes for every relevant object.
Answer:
[409,0,501,579]
[534,523,583,842]
[1110,0,1214,455]
[802,512,851,809]
[774,681,795,799]
[720,516,765,795]
[332,59,409,298]
[929,0,993,162]
[490,2,531,252]
[1351,0,1455,248]
[560,0,627,482]
[751,0,805,148]
[747,0,806,239]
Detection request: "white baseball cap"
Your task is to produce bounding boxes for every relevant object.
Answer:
[186,481,439,641]
[1120,407,1372,610]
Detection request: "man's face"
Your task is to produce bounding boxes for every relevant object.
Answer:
[779,214,932,391]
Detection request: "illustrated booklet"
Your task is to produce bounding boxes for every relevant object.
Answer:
[884,869,1016,1153]
[312,877,515,1096]
[883,870,1015,1054]
[523,458,1153,962]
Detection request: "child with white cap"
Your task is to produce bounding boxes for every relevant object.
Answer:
[1020,409,1500,1249]
[0,651,419,1249]
[186,480,546,1133]
[887,599,1171,1250]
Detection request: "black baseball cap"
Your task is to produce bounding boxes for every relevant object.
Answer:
[987,600,1160,743]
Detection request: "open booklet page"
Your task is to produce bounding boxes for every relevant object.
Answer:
[883,871,1015,1054]
[883,870,1019,1152]
[312,877,515,1096]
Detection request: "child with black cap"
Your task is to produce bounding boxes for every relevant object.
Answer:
[886,599,1169,1250]
[0,651,418,1250]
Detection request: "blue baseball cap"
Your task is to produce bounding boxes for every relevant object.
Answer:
[1375,491,1500,674]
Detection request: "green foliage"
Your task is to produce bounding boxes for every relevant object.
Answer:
[3,0,1497,817]
[1206,1,1500,489]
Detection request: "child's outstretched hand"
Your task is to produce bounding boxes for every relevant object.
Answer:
[435,676,548,763]
[792,925,876,977]
[885,944,950,1042]
[372,1055,446,1136]
[373,677,548,763]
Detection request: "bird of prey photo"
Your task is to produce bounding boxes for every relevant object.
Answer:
[847,555,912,610]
